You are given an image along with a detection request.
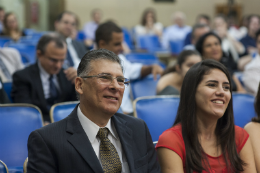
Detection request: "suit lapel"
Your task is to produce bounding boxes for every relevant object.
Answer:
[32,63,47,108]
[66,105,104,173]
[112,114,135,172]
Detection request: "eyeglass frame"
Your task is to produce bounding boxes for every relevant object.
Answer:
[80,73,130,88]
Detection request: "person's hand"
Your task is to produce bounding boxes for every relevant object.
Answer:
[64,67,77,84]
[215,27,227,39]
[151,64,163,80]
[247,46,258,55]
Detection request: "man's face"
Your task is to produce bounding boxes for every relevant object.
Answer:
[77,59,124,116]
[38,41,67,75]
[93,11,101,23]
[55,13,76,38]
[99,32,124,55]
[0,10,5,22]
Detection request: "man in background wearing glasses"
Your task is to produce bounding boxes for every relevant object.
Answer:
[11,33,77,123]
[27,49,161,173]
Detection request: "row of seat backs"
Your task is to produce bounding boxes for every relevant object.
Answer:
[0,104,43,173]
[0,101,122,171]
[133,94,256,142]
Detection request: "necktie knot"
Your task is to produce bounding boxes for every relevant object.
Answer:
[49,75,53,81]
[97,128,109,139]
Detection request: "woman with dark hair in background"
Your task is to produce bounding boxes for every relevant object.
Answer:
[156,59,256,173]
[0,12,26,41]
[196,32,245,92]
[156,50,202,95]
[244,83,260,172]
[134,8,163,38]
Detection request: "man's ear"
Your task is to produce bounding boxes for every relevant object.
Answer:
[54,21,59,30]
[36,50,43,58]
[98,40,107,49]
[75,77,84,95]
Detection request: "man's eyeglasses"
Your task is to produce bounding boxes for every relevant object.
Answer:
[81,74,130,88]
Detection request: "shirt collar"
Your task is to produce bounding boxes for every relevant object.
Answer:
[66,37,72,44]
[38,61,50,79]
[77,105,118,144]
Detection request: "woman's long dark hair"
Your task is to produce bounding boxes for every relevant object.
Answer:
[140,8,157,26]
[174,59,245,173]
[162,50,201,76]
[253,83,260,123]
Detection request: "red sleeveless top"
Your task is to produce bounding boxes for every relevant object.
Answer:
[156,124,249,173]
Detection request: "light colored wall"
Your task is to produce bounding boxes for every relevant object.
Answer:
[65,0,249,29]
[0,0,25,28]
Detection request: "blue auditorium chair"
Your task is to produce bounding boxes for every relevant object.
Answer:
[2,82,12,102]
[76,31,86,42]
[232,93,256,127]
[50,101,124,122]
[169,40,184,55]
[0,160,8,173]
[0,104,43,173]
[130,74,160,100]
[50,101,79,123]
[133,95,180,142]
[122,27,134,50]
[0,37,12,47]
[6,43,36,64]
[136,35,167,53]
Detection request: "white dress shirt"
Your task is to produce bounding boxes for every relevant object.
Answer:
[119,54,142,113]
[162,24,191,49]
[83,21,98,40]
[66,37,81,69]
[38,62,60,99]
[243,54,260,95]
[77,106,130,172]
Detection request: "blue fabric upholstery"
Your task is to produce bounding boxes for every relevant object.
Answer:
[232,93,256,127]
[136,35,167,53]
[134,96,180,142]
[0,37,12,47]
[6,43,36,64]
[169,40,184,55]
[130,74,160,100]
[51,101,123,122]
[0,104,43,171]
[2,82,12,102]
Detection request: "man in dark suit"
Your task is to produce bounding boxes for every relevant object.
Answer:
[27,49,161,173]
[12,33,77,122]
[55,11,88,69]
[0,77,10,103]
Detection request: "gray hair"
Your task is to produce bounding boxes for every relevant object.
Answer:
[77,49,123,77]
[36,32,66,54]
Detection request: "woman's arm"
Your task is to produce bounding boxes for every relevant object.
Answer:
[232,75,246,93]
[238,55,252,71]
[157,147,184,173]
[244,122,260,173]
[239,136,257,173]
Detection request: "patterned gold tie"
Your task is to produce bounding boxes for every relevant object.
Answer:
[97,128,122,173]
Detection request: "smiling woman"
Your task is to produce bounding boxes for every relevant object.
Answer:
[156,59,257,173]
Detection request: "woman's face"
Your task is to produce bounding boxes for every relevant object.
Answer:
[195,68,231,120]
[202,35,222,62]
[6,14,18,30]
[146,12,154,24]
[179,55,202,78]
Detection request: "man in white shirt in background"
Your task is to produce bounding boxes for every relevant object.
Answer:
[83,9,102,47]
[95,21,163,114]
[162,11,191,49]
